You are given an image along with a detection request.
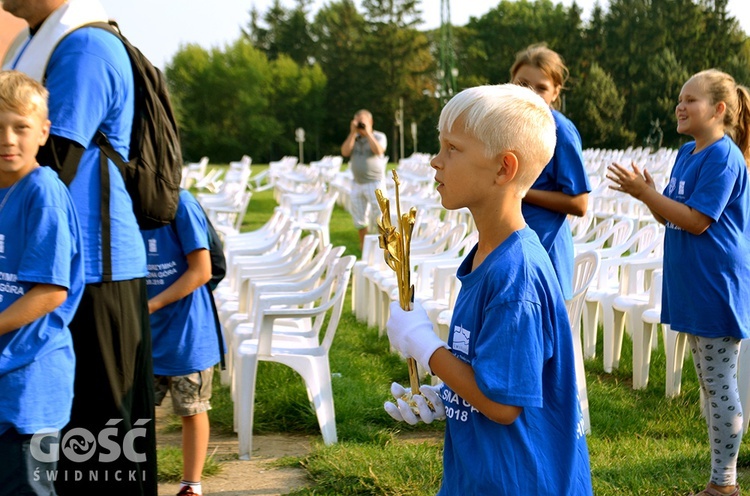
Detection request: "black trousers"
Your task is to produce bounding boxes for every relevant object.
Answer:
[0,428,58,496]
[55,278,157,496]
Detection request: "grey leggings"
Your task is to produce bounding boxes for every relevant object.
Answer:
[688,335,743,487]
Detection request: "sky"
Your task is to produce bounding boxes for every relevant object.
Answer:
[99,0,750,69]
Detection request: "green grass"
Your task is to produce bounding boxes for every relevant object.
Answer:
[157,446,222,482]
[202,164,750,495]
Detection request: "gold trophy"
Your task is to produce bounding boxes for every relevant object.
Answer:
[376,170,420,395]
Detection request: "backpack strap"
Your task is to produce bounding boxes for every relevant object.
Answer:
[94,131,126,282]
[99,143,113,282]
[206,283,226,371]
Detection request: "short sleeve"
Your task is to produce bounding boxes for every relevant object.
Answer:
[472,300,546,408]
[686,160,740,221]
[19,205,74,289]
[553,115,590,196]
[173,195,210,256]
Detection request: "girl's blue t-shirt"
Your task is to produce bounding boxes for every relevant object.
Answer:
[0,167,85,435]
[45,27,147,283]
[141,190,220,376]
[661,136,750,338]
[522,110,591,300]
[438,227,592,495]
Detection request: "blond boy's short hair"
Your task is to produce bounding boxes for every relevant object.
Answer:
[0,70,49,120]
[438,84,556,193]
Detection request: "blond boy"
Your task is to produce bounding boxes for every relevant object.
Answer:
[0,70,84,495]
[386,84,593,494]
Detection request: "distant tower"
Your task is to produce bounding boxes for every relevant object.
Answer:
[439,0,457,105]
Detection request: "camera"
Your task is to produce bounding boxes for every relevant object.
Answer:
[357,122,366,129]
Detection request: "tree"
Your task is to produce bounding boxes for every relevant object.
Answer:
[167,39,326,163]
[634,48,689,148]
[309,0,372,155]
[568,63,635,149]
[458,0,576,86]
[244,0,315,66]
[360,0,431,161]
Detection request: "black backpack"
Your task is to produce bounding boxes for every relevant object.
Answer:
[50,20,182,231]
[199,205,227,290]
[48,21,183,281]
[87,20,183,231]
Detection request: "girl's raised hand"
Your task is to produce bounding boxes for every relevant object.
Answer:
[606,161,655,199]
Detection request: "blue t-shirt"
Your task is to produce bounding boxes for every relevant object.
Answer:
[141,190,220,376]
[45,27,147,283]
[438,227,592,495]
[522,110,590,300]
[661,136,750,339]
[0,167,85,435]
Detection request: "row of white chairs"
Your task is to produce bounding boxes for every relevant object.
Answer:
[205,165,359,459]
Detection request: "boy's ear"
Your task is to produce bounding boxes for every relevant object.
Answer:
[495,151,519,186]
[39,119,51,146]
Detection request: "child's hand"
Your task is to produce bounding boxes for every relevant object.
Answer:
[386,301,448,374]
[384,382,446,425]
[606,161,656,200]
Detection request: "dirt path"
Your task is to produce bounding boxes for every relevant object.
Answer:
[155,403,313,496]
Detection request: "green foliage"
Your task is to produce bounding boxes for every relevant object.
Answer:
[568,63,636,149]
[166,0,750,160]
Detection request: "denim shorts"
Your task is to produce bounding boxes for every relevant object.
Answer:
[153,367,213,416]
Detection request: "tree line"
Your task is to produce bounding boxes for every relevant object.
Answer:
[165,0,750,164]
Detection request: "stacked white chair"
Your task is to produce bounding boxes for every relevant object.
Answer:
[580,222,661,365]
[566,250,600,435]
[234,255,356,459]
[181,156,209,189]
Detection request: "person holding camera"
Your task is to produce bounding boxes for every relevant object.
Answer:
[341,109,388,249]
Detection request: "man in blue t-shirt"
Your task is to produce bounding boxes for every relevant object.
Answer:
[141,190,221,496]
[2,1,156,493]
[0,70,85,496]
[386,84,593,494]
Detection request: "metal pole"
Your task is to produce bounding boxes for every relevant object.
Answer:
[399,97,405,161]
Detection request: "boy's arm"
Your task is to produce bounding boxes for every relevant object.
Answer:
[148,248,211,314]
[523,190,588,217]
[429,348,523,425]
[0,284,68,336]
[387,302,523,425]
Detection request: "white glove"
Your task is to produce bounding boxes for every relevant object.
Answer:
[387,301,448,375]
[384,382,446,425]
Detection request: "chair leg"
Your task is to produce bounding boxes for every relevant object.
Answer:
[582,300,600,359]
[663,324,687,398]
[281,355,338,445]
[571,320,591,435]
[632,316,652,390]
[603,304,620,373]
[235,348,260,460]
[737,339,750,436]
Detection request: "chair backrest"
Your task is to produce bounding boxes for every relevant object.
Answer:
[254,255,355,355]
[566,250,600,331]
[318,255,356,351]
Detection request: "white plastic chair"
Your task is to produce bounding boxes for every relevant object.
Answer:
[605,258,662,376]
[582,225,663,363]
[233,255,356,460]
[565,250,600,435]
